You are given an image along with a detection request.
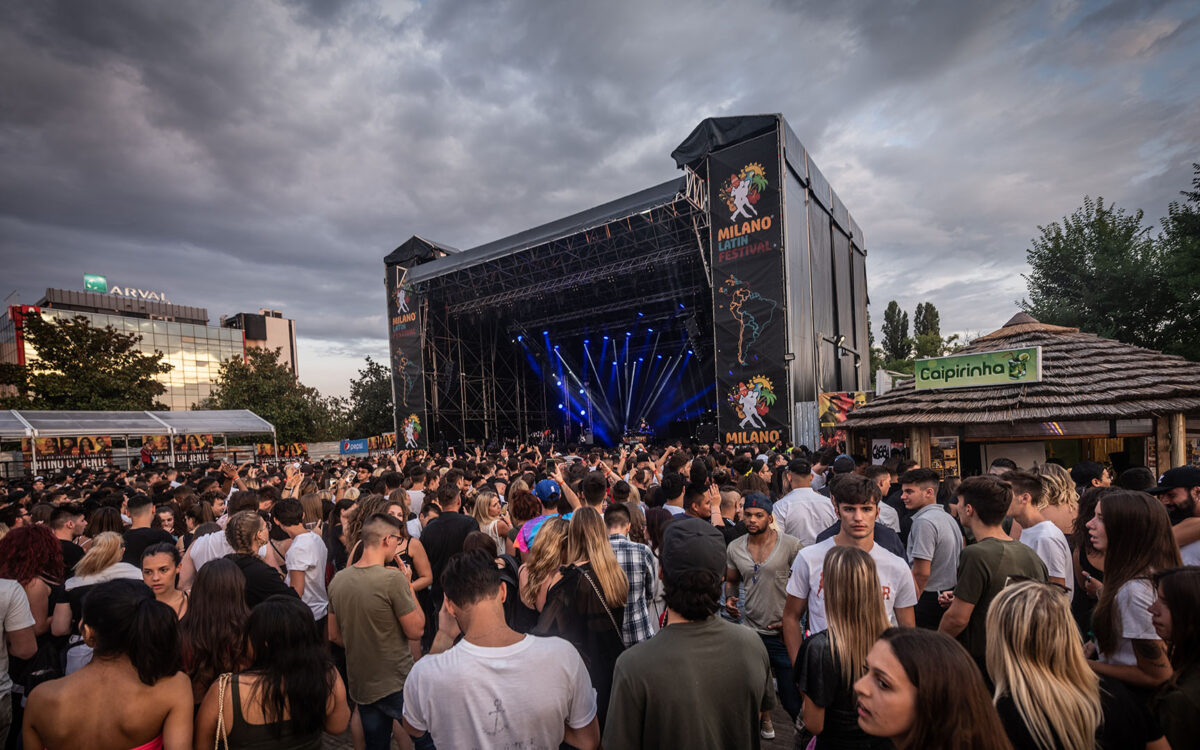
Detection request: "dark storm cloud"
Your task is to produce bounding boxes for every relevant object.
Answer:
[2,0,1197,396]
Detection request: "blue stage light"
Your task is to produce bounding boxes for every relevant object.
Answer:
[625,332,631,336]
[648,328,654,332]
[542,330,548,335]
[638,357,643,362]
[583,339,589,344]
[637,312,644,317]
[603,335,609,340]
[557,403,564,409]
[517,335,523,342]
[554,344,559,350]
[555,381,561,386]
[657,354,662,359]
[578,388,584,394]
[579,410,586,416]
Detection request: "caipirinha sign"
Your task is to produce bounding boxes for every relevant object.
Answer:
[914,347,1042,391]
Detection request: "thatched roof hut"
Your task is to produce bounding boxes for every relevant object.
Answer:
[844,313,1200,473]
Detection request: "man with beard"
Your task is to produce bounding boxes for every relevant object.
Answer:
[725,493,803,738]
[1149,466,1200,565]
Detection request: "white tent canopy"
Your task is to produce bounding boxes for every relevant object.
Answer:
[4,409,276,474]
[2,409,274,438]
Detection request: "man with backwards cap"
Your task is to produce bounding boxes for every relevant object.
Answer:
[1149,466,1200,566]
[725,493,804,739]
[605,517,775,749]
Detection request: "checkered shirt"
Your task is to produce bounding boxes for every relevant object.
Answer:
[609,533,657,647]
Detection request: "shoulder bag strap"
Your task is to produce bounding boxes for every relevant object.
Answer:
[579,567,622,636]
[214,672,232,750]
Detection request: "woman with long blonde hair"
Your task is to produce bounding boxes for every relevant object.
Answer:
[795,545,892,749]
[988,579,1169,749]
[471,488,512,554]
[518,517,568,611]
[987,581,1102,750]
[535,507,628,729]
[1035,463,1078,535]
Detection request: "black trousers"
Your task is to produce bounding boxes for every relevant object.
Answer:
[915,589,945,629]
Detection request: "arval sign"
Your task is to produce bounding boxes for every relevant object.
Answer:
[84,274,171,303]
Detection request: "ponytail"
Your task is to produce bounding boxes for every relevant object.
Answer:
[82,579,180,685]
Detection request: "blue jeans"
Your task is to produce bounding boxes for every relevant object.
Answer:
[358,689,435,750]
[760,632,802,720]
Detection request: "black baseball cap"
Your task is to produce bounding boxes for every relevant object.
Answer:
[1148,466,1200,495]
[660,517,726,586]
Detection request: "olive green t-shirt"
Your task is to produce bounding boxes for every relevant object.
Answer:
[953,537,1047,665]
[604,616,775,749]
[328,564,417,704]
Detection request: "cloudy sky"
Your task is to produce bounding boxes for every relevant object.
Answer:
[3,0,1197,398]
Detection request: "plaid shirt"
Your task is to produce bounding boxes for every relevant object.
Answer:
[609,533,658,647]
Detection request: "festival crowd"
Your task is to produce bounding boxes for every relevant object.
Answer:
[0,440,1198,750]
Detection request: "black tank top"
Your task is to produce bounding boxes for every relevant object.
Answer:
[228,675,323,750]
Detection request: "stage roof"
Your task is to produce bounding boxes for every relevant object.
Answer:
[1,409,275,438]
[403,178,686,284]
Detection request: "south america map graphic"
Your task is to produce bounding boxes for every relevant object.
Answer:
[718,274,778,366]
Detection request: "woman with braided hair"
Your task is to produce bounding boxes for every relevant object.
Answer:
[223,511,297,609]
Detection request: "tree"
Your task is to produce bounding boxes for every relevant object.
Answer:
[1158,164,1200,361]
[345,356,394,438]
[881,300,911,362]
[0,313,172,410]
[199,347,346,442]
[866,309,885,380]
[912,302,945,358]
[1021,196,1167,351]
[913,302,941,338]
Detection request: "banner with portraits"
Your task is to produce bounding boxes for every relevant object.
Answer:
[22,435,114,470]
[141,433,214,468]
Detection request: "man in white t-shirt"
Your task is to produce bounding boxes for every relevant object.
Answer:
[1004,471,1073,595]
[403,548,599,749]
[406,465,428,518]
[772,458,837,546]
[273,498,330,624]
[781,474,917,665]
[0,580,36,745]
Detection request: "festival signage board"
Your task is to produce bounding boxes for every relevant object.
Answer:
[387,267,427,448]
[22,435,113,470]
[708,131,790,446]
[914,347,1042,391]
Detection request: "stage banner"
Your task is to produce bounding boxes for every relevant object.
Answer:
[709,131,790,446]
[278,443,308,459]
[387,267,428,448]
[22,436,114,471]
[256,443,275,459]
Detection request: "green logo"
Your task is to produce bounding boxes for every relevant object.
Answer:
[83,274,108,293]
[914,347,1041,391]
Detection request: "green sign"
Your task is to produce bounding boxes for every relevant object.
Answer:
[83,274,108,293]
[914,347,1042,391]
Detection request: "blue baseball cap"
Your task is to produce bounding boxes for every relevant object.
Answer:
[743,492,774,514]
[534,478,562,505]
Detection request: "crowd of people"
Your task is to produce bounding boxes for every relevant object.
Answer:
[0,441,1198,749]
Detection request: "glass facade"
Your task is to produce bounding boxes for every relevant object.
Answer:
[29,310,244,410]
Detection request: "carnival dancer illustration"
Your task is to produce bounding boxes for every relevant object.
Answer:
[730,172,758,221]
[737,384,766,429]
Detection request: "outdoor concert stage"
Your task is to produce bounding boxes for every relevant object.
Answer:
[385,115,869,449]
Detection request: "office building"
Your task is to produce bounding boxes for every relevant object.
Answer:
[220,309,298,374]
[0,288,245,410]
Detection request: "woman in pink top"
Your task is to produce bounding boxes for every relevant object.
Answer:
[23,580,193,750]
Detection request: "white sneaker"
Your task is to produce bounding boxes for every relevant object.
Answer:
[760,717,776,740]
